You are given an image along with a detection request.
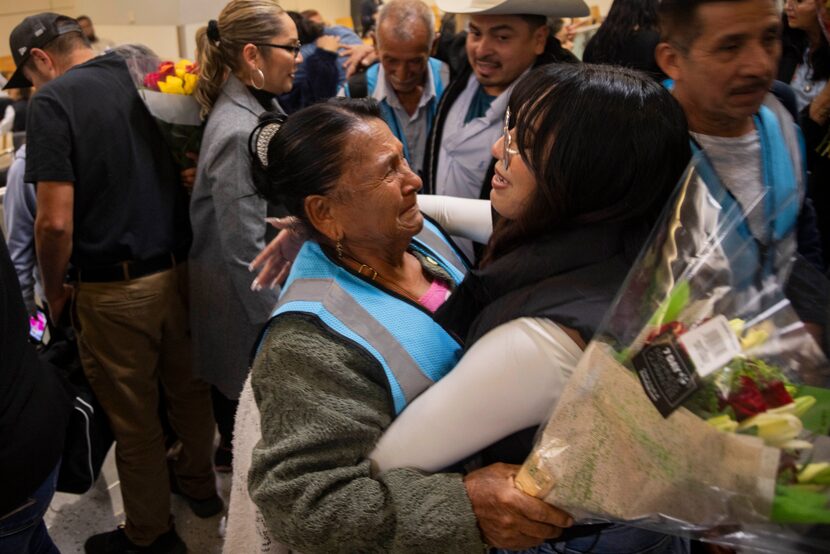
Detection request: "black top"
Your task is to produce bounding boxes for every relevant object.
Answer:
[25,53,191,268]
[799,108,830,271]
[582,29,665,81]
[0,236,71,516]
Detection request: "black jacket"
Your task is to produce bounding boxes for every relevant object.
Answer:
[0,237,72,516]
[422,33,578,197]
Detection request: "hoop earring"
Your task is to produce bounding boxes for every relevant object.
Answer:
[250,67,265,90]
[336,239,344,259]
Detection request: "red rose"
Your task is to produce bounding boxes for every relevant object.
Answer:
[158,61,176,78]
[726,376,768,421]
[143,72,162,91]
[760,380,793,409]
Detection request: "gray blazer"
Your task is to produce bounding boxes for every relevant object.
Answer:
[189,75,281,400]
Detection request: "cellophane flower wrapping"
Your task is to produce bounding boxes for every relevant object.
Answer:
[515,154,830,552]
[121,50,203,169]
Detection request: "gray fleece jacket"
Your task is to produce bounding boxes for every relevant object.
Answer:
[248,314,485,553]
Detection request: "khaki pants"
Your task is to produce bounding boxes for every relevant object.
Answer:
[73,264,216,545]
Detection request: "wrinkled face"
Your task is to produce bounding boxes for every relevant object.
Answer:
[330,119,424,247]
[259,12,303,95]
[785,0,820,32]
[489,112,538,221]
[377,21,431,94]
[669,0,780,133]
[465,15,547,95]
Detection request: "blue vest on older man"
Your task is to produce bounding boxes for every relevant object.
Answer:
[265,217,468,414]
[692,100,804,289]
[344,59,446,165]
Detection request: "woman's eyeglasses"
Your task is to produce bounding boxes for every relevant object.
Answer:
[256,42,302,59]
[502,106,520,170]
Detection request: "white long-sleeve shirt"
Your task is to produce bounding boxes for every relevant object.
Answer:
[371,196,583,473]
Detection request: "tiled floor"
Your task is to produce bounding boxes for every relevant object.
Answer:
[45,447,230,553]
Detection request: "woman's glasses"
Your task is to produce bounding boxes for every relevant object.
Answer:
[502,106,520,170]
[256,42,302,59]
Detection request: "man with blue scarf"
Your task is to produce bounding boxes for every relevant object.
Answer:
[341,0,448,176]
[656,0,829,345]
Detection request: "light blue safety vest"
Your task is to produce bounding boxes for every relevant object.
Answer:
[692,105,803,287]
[663,79,804,287]
[260,217,468,414]
[347,59,446,166]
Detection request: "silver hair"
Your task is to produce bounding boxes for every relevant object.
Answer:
[376,0,435,50]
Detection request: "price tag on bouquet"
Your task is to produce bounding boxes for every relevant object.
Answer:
[634,316,743,417]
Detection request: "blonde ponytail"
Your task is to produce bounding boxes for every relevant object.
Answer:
[194,0,285,119]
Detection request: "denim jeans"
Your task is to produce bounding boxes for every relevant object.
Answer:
[499,524,690,554]
[0,464,60,554]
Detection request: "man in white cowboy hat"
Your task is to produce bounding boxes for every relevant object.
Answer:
[421,1,586,197]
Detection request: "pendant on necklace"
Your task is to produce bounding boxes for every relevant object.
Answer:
[804,82,813,93]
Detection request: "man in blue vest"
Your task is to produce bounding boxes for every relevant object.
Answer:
[342,0,449,176]
[655,0,828,344]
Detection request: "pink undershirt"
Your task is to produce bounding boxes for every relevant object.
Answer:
[418,279,452,312]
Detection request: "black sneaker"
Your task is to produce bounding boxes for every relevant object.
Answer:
[178,492,224,518]
[84,525,186,554]
[167,460,224,518]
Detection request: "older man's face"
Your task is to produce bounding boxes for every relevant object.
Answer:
[377,21,431,95]
[668,0,780,134]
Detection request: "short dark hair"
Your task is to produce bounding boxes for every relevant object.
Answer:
[518,14,547,30]
[483,63,691,265]
[658,0,749,51]
[252,98,385,230]
[76,15,91,23]
[286,11,323,44]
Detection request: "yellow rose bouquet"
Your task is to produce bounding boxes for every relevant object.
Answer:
[139,59,202,169]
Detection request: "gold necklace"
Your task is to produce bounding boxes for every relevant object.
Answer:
[338,251,426,304]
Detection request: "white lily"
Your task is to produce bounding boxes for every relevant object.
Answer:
[798,462,830,484]
[738,412,809,449]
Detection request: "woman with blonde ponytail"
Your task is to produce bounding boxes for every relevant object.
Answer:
[188,0,301,474]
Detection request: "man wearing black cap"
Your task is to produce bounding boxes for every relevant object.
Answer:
[5,13,218,554]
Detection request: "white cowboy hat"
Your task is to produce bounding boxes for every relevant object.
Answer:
[436,0,590,17]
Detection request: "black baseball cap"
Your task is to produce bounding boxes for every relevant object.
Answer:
[4,13,83,89]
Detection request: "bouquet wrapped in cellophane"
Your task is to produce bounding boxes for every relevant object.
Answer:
[516,154,830,552]
[116,46,203,170]
[139,58,203,169]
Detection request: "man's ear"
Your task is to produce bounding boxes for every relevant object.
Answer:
[655,41,682,81]
[28,48,52,71]
[304,195,342,243]
[431,32,441,57]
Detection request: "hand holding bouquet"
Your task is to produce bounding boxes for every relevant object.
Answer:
[516,156,830,552]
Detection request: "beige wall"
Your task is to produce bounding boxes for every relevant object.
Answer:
[0,0,75,58]
[0,0,352,58]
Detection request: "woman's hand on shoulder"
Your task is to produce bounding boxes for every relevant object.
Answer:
[317,35,341,54]
[250,217,308,291]
[341,43,377,79]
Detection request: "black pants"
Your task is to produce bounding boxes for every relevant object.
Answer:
[211,386,238,447]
